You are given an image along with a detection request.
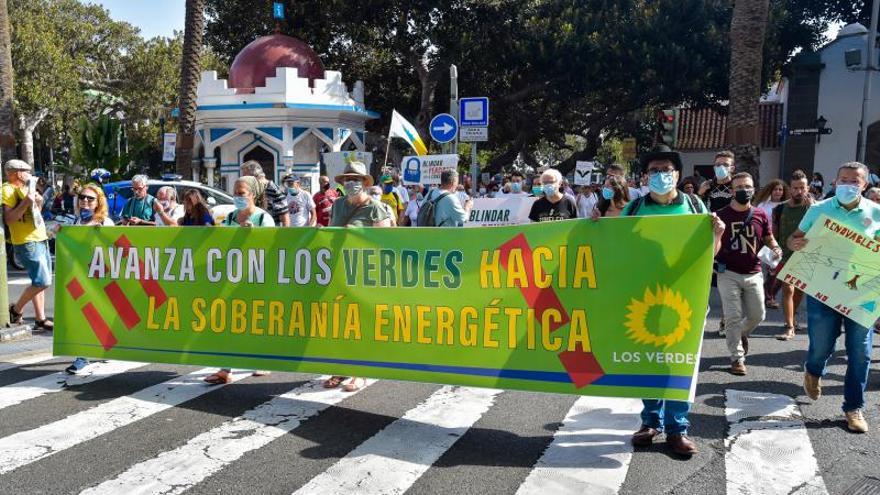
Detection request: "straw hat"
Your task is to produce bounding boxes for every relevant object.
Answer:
[334,161,374,186]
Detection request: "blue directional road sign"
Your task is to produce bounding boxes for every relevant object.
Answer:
[429,113,458,144]
[459,97,489,127]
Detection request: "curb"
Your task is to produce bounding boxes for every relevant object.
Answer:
[0,324,33,343]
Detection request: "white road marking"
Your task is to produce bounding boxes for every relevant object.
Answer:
[292,385,501,495]
[0,367,250,474]
[80,377,376,495]
[516,396,642,495]
[725,389,828,495]
[0,360,146,411]
[0,353,54,373]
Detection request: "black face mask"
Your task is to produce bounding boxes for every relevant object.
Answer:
[734,190,753,205]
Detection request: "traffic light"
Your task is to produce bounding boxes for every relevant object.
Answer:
[660,108,679,148]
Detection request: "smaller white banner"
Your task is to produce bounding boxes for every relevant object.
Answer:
[323,151,373,187]
[401,154,459,185]
[575,161,595,185]
[465,196,536,227]
[162,133,177,162]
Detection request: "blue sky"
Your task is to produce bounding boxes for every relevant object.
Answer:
[82,0,185,39]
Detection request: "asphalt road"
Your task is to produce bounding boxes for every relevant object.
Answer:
[1,271,879,494]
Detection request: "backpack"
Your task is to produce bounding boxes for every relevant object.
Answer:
[625,192,704,216]
[417,191,451,226]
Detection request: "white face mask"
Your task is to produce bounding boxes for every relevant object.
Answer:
[344,180,363,196]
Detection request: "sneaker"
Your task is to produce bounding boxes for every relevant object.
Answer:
[845,409,868,433]
[65,357,90,375]
[730,360,747,376]
[803,372,821,400]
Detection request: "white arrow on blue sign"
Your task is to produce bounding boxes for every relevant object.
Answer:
[459,97,489,127]
[429,113,458,144]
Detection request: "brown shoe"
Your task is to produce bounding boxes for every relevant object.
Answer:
[730,360,747,376]
[845,409,869,433]
[666,434,699,456]
[741,336,749,356]
[631,426,660,447]
[803,371,821,400]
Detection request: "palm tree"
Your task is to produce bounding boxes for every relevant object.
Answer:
[726,0,769,184]
[0,0,15,162]
[176,0,206,180]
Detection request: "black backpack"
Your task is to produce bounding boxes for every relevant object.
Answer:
[416,191,451,226]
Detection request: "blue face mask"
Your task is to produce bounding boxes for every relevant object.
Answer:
[602,187,615,200]
[714,165,730,180]
[233,196,248,209]
[542,183,558,196]
[649,171,676,195]
[511,182,522,193]
[835,184,862,205]
[78,208,94,223]
[383,184,394,194]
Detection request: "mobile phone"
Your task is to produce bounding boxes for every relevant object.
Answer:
[27,177,37,194]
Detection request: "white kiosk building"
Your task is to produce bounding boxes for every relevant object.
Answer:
[191,34,378,192]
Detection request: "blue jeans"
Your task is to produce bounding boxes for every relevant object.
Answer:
[640,400,690,435]
[12,240,52,288]
[804,297,873,412]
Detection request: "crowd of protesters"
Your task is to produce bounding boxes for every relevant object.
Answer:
[4,143,880,455]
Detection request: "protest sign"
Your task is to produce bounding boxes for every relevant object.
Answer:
[466,197,536,227]
[162,133,177,162]
[777,214,880,328]
[55,216,714,401]
[575,161,595,185]
[322,151,373,187]
[401,154,459,185]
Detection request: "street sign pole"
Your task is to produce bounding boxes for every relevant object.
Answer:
[471,142,478,197]
[450,65,459,156]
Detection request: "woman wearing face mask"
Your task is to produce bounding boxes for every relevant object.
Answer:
[325,161,392,392]
[596,175,630,218]
[63,184,113,375]
[221,176,276,227]
[528,168,579,222]
[205,177,274,385]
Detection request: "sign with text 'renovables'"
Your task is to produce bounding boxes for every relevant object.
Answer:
[55,216,714,401]
[466,196,536,227]
[777,214,880,328]
[401,154,459,185]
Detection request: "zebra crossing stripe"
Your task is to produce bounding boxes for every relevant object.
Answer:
[725,389,829,495]
[79,377,376,495]
[0,360,146,411]
[516,396,641,495]
[292,386,501,495]
[0,367,250,475]
[0,353,54,373]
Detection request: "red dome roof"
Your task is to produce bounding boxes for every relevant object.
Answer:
[228,34,325,92]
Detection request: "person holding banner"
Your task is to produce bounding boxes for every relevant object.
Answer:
[592,175,630,218]
[529,169,578,222]
[787,161,880,433]
[619,146,725,456]
[324,161,392,391]
[64,184,115,374]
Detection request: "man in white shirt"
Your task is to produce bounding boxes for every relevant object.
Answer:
[283,174,316,227]
[503,171,529,197]
[155,186,184,226]
[576,184,599,218]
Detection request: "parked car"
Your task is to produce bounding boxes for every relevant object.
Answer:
[103,176,234,224]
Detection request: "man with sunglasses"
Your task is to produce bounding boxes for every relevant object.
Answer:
[618,145,725,457]
[715,172,781,376]
[120,175,162,226]
[2,159,53,330]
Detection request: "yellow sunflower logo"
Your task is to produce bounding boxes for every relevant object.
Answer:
[624,285,693,348]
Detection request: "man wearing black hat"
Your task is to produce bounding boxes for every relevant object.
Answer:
[614,145,726,456]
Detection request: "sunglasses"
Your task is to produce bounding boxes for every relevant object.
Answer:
[78,194,97,202]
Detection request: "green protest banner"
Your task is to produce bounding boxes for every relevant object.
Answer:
[777,213,880,328]
[54,215,713,401]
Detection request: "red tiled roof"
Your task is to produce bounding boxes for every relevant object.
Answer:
[676,103,783,150]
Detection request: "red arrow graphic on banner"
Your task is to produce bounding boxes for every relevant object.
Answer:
[498,233,604,388]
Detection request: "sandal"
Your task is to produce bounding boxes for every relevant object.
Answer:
[8,305,22,325]
[203,370,232,385]
[34,319,54,331]
[765,300,780,309]
[343,377,366,392]
[776,325,795,341]
[323,376,348,389]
